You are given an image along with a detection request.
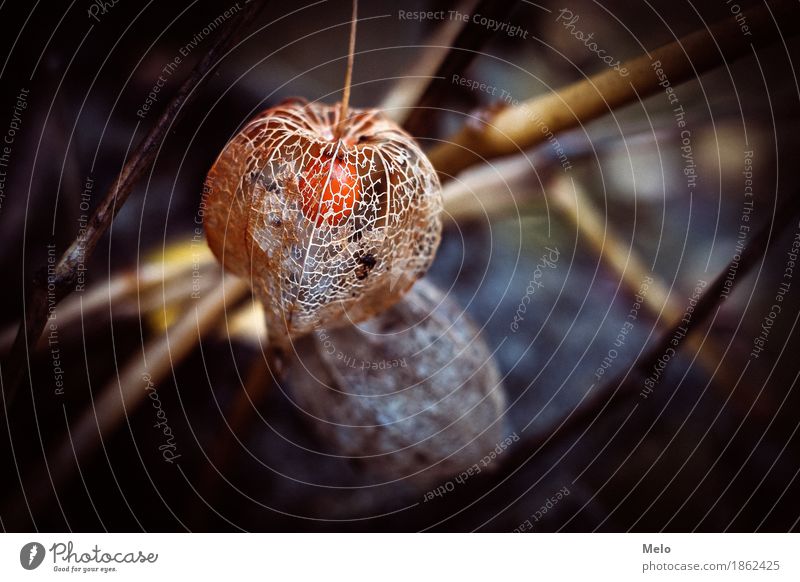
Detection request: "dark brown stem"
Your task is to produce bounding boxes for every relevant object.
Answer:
[496,189,800,484]
[2,0,269,405]
[403,0,518,138]
[0,274,249,528]
[192,353,273,529]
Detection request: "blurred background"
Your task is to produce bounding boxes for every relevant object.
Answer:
[1,0,800,531]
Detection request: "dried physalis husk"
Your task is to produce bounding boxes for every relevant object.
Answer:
[287,279,507,488]
[203,99,442,343]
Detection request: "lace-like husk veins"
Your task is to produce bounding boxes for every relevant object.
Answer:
[204,101,443,340]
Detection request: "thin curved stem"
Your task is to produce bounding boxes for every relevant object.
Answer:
[336,0,358,139]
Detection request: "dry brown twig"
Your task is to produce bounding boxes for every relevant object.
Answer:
[1,0,268,521]
[2,0,269,403]
[193,354,272,528]
[438,128,652,221]
[491,187,800,489]
[3,274,249,523]
[0,247,215,354]
[548,175,737,389]
[429,0,800,178]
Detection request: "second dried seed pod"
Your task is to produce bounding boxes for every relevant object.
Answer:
[287,279,508,487]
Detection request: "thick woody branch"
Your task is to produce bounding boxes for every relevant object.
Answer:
[2,0,268,402]
[429,0,800,178]
[548,176,737,389]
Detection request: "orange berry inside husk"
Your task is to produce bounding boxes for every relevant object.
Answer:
[299,155,361,226]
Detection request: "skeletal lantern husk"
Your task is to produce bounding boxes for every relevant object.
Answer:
[287,279,508,488]
[203,100,443,343]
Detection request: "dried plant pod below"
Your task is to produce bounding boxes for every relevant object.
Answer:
[287,279,508,488]
[203,99,443,342]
